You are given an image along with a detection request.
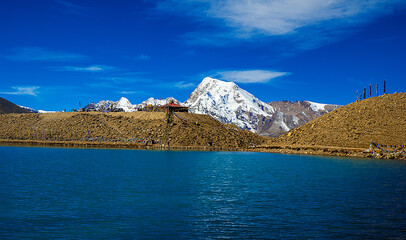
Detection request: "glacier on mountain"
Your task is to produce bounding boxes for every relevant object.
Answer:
[184,77,275,131]
[185,77,340,137]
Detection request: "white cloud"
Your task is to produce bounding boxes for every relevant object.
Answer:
[0,86,40,96]
[216,70,289,83]
[117,90,149,95]
[155,0,406,48]
[174,81,195,88]
[52,65,117,72]
[4,47,85,61]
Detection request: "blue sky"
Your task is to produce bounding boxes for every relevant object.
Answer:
[1,0,405,110]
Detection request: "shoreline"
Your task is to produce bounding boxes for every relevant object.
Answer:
[0,139,243,152]
[1,139,403,160]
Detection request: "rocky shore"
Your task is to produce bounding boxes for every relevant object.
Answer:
[2,138,404,160]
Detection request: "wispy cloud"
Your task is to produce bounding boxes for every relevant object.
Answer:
[116,90,150,95]
[99,77,143,83]
[87,77,150,89]
[174,81,195,88]
[56,0,87,16]
[214,70,289,83]
[4,47,86,61]
[51,65,117,72]
[87,74,150,88]
[155,0,406,49]
[0,86,40,96]
[123,54,152,60]
[136,54,151,60]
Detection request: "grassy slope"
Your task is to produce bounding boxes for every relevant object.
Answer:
[275,93,406,148]
[0,111,266,149]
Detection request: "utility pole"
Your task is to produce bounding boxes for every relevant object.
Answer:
[369,84,372,97]
[164,107,174,147]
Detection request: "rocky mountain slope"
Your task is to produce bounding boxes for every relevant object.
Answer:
[184,77,276,132]
[261,100,340,136]
[276,93,406,148]
[184,77,339,137]
[0,97,34,114]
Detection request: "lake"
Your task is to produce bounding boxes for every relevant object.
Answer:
[1,146,405,239]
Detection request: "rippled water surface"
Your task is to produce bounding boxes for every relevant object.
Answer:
[1,146,406,239]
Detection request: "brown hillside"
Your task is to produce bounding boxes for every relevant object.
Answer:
[0,97,33,114]
[275,93,406,148]
[0,112,265,149]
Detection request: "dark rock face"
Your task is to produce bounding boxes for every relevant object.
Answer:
[0,97,34,114]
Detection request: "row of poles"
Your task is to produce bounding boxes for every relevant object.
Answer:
[357,80,386,101]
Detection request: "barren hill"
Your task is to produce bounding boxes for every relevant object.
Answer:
[275,93,406,148]
[0,97,33,114]
[0,111,265,149]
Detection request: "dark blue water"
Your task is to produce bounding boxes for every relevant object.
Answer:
[1,146,406,239]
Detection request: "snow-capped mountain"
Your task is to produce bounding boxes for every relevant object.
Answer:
[87,97,182,112]
[86,97,136,112]
[19,105,38,113]
[263,100,340,136]
[84,78,339,137]
[138,97,181,108]
[115,97,135,112]
[185,77,340,137]
[19,105,58,113]
[95,100,116,110]
[184,77,276,131]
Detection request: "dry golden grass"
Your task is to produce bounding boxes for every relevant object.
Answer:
[275,93,406,148]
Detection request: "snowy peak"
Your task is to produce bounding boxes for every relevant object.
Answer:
[139,97,180,107]
[186,77,238,104]
[86,96,182,112]
[95,100,115,110]
[88,98,136,112]
[115,97,134,112]
[185,77,275,131]
[117,97,131,105]
[186,77,340,137]
[306,101,327,111]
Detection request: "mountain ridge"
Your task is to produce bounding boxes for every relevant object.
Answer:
[184,77,339,136]
[12,77,340,136]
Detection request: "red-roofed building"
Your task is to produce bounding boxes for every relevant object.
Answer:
[163,101,189,112]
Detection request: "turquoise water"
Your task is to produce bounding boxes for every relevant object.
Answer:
[1,146,406,239]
